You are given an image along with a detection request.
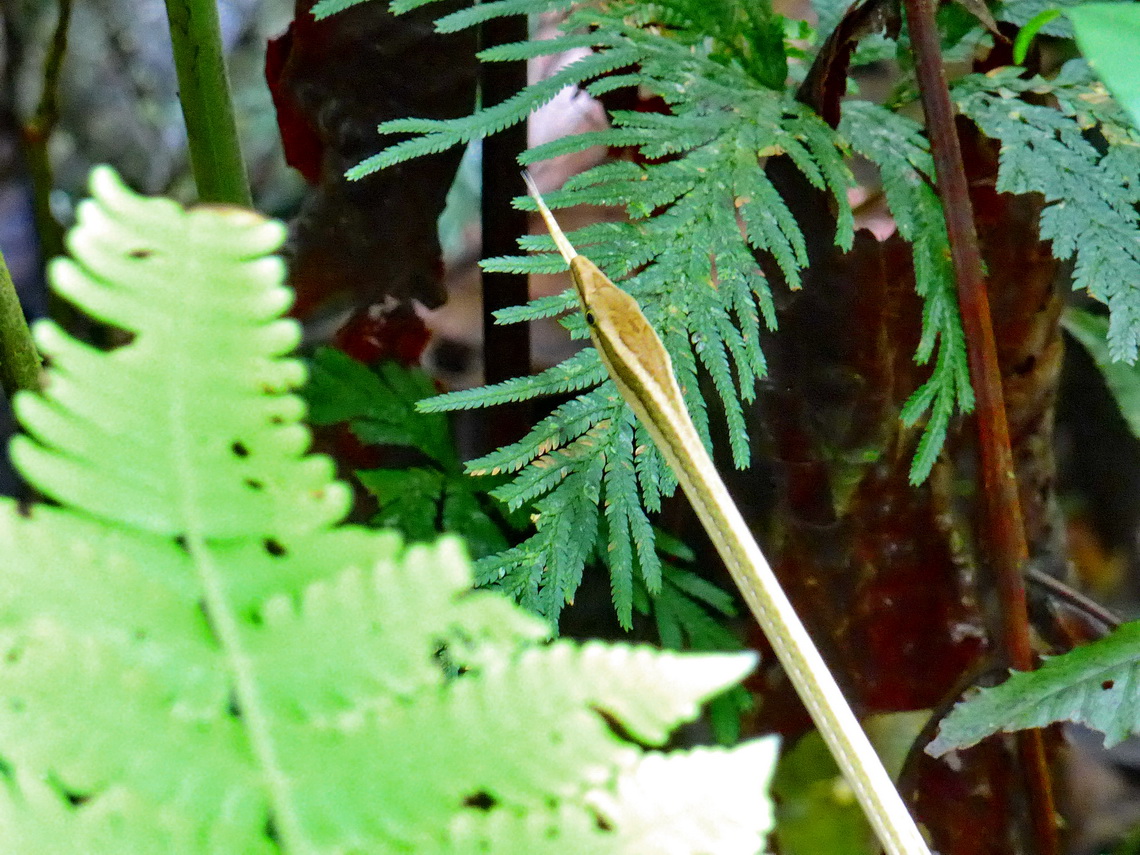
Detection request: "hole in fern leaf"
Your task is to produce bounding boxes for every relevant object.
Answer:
[462,790,498,811]
[432,642,472,680]
[590,807,613,832]
[244,478,264,491]
[127,248,153,259]
[48,775,91,807]
[265,814,279,842]
[227,691,242,718]
[64,789,90,807]
[1103,680,1115,690]
[231,441,250,458]
[15,498,32,518]
[174,536,188,552]
[263,539,286,557]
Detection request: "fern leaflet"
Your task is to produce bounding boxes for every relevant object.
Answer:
[954,60,1140,361]
[928,620,1140,754]
[840,101,974,483]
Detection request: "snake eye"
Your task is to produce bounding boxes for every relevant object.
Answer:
[585,310,597,326]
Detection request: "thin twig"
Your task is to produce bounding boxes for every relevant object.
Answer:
[1027,567,1122,631]
[901,0,1059,852]
[21,0,71,265]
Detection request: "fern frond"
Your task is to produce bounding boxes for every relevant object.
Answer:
[841,101,974,483]
[603,413,664,628]
[491,292,578,323]
[311,0,368,17]
[492,423,612,510]
[432,0,576,33]
[637,559,752,743]
[345,0,854,623]
[0,167,781,853]
[478,31,602,61]
[954,60,1140,361]
[1064,307,1140,440]
[928,620,1140,755]
[635,420,674,512]
[306,347,457,466]
[401,738,778,855]
[477,447,607,622]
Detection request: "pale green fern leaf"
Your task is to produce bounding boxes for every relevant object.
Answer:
[586,739,779,853]
[0,166,777,853]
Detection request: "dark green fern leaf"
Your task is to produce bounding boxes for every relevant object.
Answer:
[420,348,608,413]
[841,101,973,483]
[303,348,511,556]
[306,346,457,466]
[635,553,753,745]
[1064,307,1140,441]
[928,620,1140,755]
[954,60,1140,361]
[374,0,856,624]
[339,0,969,625]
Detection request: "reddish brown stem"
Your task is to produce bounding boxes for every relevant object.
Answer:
[902,0,1058,852]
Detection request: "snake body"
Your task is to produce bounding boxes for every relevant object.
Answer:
[525,174,933,855]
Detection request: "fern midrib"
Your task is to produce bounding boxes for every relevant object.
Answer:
[170,341,311,852]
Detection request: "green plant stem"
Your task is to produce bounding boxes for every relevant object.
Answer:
[0,247,42,396]
[163,0,252,207]
[902,0,1059,852]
